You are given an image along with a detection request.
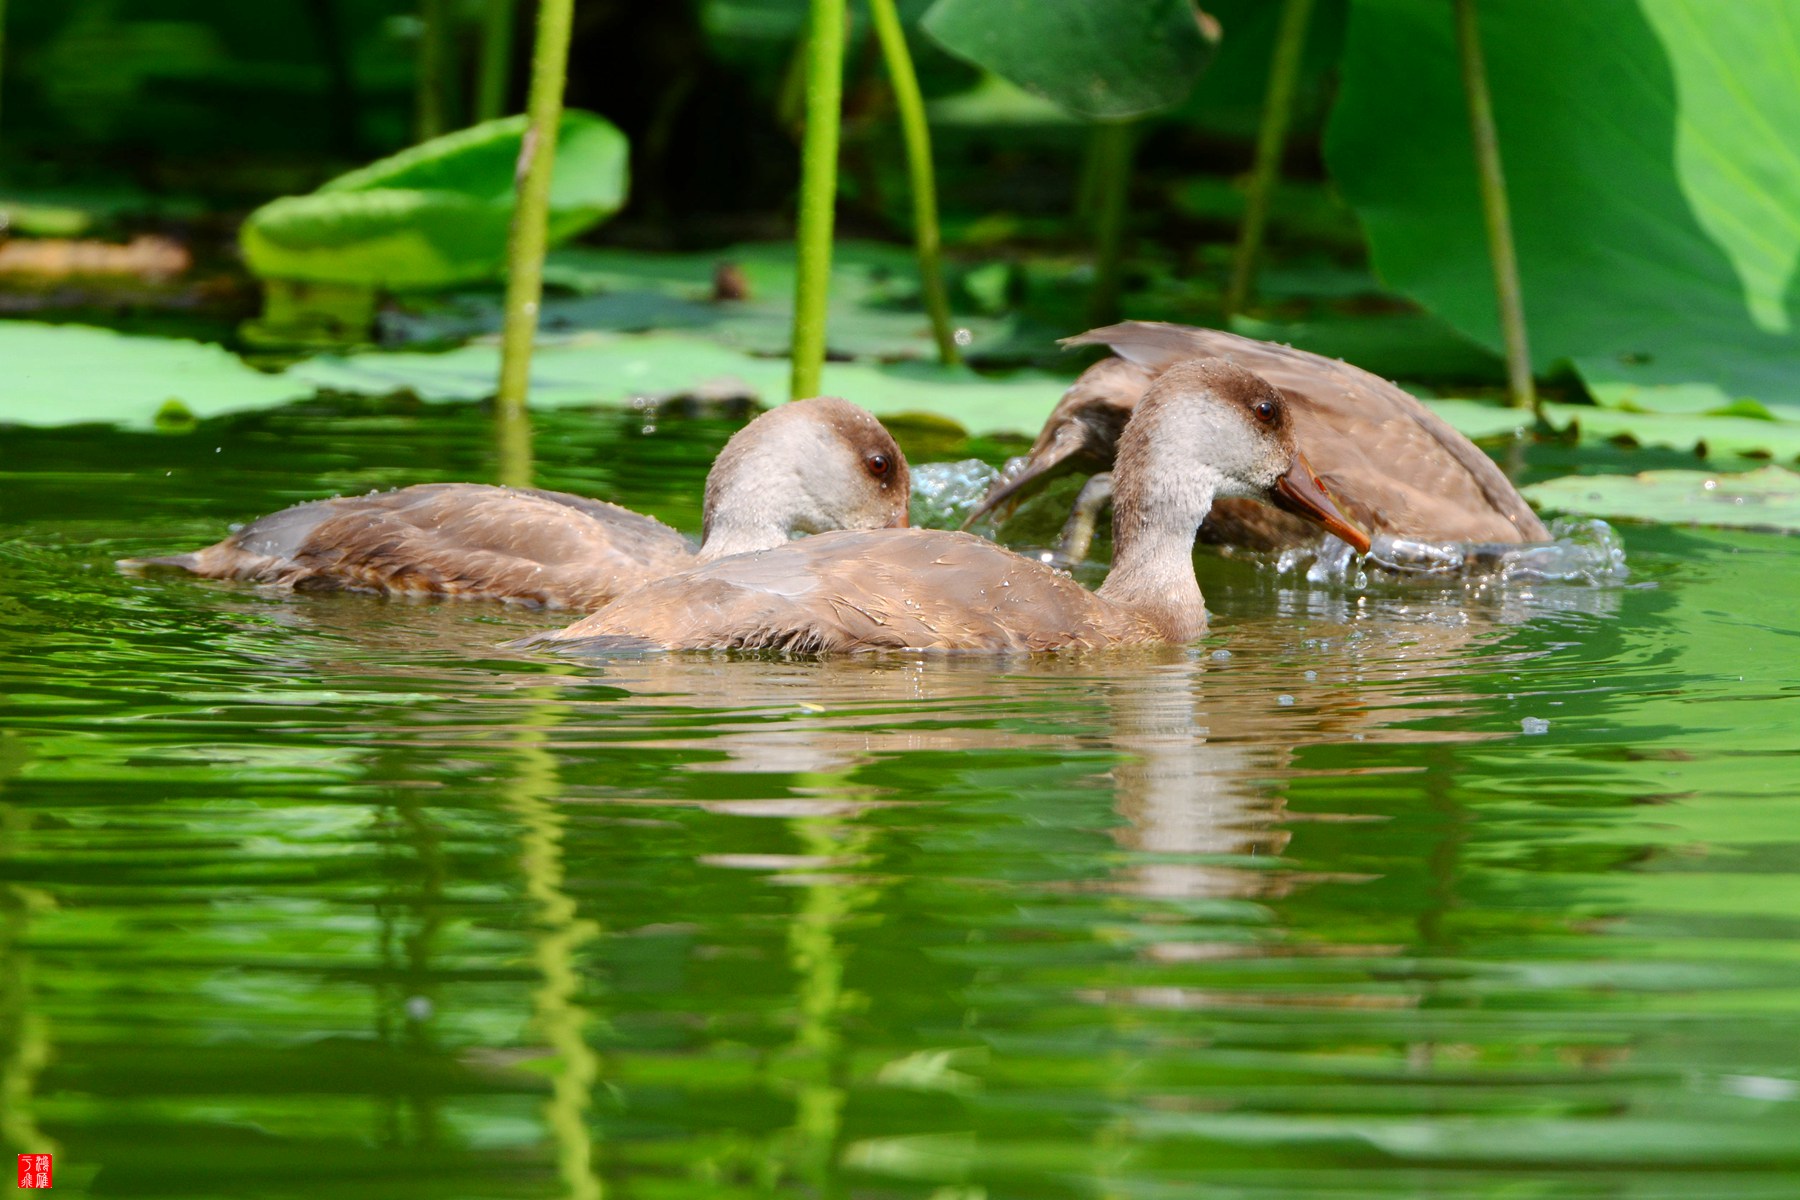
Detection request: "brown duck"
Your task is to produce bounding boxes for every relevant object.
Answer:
[123,397,911,609]
[968,321,1548,559]
[525,361,1371,654]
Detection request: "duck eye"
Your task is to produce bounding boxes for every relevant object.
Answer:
[1254,400,1277,423]
[865,453,892,478]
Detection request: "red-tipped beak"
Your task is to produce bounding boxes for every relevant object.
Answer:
[1273,455,1371,554]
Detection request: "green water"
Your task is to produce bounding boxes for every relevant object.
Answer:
[3,401,1798,1199]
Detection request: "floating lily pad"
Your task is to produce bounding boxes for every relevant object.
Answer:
[1523,466,1800,532]
[385,240,1043,363]
[0,323,307,428]
[1541,404,1800,462]
[291,331,1069,436]
[1326,0,1800,416]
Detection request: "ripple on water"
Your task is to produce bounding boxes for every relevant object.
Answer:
[2,407,1798,1200]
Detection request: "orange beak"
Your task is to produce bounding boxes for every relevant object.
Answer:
[1272,454,1371,554]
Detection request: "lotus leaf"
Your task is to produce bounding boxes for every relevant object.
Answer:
[1325,0,1800,416]
[1524,466,1800,533]
[241,111,628,290]
[921,0,1217,121]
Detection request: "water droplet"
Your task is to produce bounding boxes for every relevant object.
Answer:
[1520,716,1551,735]
[1277,694,1295,706]
[953,327,973,346]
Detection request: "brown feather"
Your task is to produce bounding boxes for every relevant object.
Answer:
[1017,321,1550,547]
[121,397,913,609]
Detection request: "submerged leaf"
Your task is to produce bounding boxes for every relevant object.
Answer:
[1524,466,1800,532]
[241,111,628,289]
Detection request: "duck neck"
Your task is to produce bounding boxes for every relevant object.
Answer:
[1096,463,1218,643]
[696,510,788,562]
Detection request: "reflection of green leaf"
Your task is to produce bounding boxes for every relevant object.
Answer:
[921,0,1216,121]
[1325,0,1800,414]
[241,111,628,289]
[1523,466,1800,532]
[0,323,308,428]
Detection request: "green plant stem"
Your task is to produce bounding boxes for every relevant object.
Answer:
[1453,0,1536,411]
[1225,0,1314,321]
[1086,120,1137,327]
[495,402,533,488]
[495,0,576,422]
[475,0,516,121]
[867,0,959,366]
[415,0,456,141]
[0,0,10,144]
[790,0,848,401]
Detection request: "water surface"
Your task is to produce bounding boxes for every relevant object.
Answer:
[3,401,1797,1198]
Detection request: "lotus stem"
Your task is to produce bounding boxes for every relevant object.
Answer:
[790,0,848,401]
[415,0,457,142]
[475,0,517,121]
[1453,0,1536,411]
[1086,119,1137,327]
[1225,0,1314,321]
[495,0,575,424]
[867,0,959,366]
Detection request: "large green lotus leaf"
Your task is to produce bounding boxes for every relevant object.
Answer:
[1524,466,1800,533]
[241,111,628,289]
[1324,0,1800,416]
[1542,404,1800,463]
[0,323,308,428]
[920,0,1217,121]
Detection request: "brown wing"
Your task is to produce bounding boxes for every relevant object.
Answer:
[1067,322,1548,543]
[131,483,695,608]
[535,529,1156,653]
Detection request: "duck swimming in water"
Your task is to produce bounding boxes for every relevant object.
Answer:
[968,321,1547,562]
[122,397,911,609]
[526,360,1370,654]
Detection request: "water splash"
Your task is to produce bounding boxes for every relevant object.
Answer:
[1276,518,1630,588]
[911,459,1002,529]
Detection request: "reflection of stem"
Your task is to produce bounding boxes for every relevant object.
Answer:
[1086,120,1137,327]
[495,399,534,489]
[790,0,848,400]
[0,735,57,1161]
[507,683,602,1200]
[867,0,960,367]
[779,813,874,1196]
[1225,0,1315,321]
[1453,0,1537,412]
[475,0,518,122]
[496,0,576,419]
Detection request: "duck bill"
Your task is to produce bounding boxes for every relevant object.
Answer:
[1273,456,1371,554]
[960,426,1086,529]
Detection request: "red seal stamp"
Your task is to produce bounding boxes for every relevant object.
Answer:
[17,1155,52,1189]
